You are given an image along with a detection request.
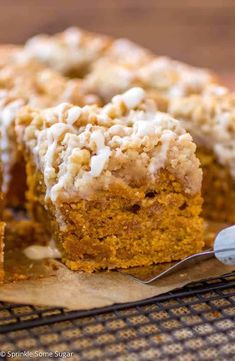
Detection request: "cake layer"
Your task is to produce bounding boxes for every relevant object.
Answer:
[197,147,235,223]
[17,87,204,272]
[27,163,203,272]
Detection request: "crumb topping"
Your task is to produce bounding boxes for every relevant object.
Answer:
[137,57,216,97]
[84,55,215,103]
[0,45,24,69]
[83,38,152,101]
[0,58,45,92]
[18,87,202,203]
[0,62,100,195]
[84,60,136,101]
[25,27,110,74]
[169,85,235,178]
[102,38,152,67]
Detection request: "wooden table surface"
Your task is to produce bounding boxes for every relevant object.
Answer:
[0,0,234,84]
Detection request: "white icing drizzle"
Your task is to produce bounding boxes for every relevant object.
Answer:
[148,130,175,174]
[89,130,111,177]
[23,239,61,260]
[43,122,74,198]
[67,106,81,125]
[0,98,25,193]
[113,87,145,110]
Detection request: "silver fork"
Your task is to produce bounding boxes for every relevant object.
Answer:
[120,225,235,284]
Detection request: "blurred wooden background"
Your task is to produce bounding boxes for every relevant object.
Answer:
[0,0,234,80]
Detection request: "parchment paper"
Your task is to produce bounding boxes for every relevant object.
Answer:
[0,219,233,310]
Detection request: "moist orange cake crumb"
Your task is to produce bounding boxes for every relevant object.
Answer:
[16,87,204,272]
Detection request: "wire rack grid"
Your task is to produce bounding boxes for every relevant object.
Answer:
[0,273,235,360]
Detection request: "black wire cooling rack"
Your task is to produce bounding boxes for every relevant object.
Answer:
[0,272,235,360]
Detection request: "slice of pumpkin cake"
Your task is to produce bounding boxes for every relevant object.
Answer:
[169,85,235,223]
[16,87,204,272]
